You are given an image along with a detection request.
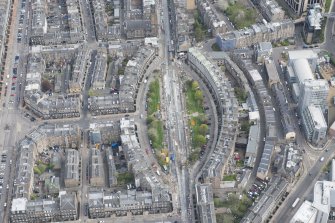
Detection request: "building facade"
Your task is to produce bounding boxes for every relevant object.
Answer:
[216,19,295,51]
[298,79,329,113]
[303,4,323,44]
[64,149,80,188]
[283,0,324,15]
[301,105,327,145]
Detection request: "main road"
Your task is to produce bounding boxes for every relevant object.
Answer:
[271,139,335,223]
[160,0,193,221]
[322,0,335,54]
[0,0,37,221]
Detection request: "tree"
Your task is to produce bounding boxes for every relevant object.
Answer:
[199,124,208,135]
[41,79,52,92]
[195,90,203,103]
[194,134,206,147]
[88,89,96,97]
[195,27,204,42]
[241,122,250,132]
[148,127,158,143]
[191,81,199,90]
[146,116,154,125]
[188,149,200,163]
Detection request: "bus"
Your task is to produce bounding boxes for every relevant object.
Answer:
[292,198,300,208]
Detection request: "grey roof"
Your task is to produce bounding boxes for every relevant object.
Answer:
[246,124,259,156]
[195,184,217,223]
[271,83,294,135]
[65,149,80,181]
[125,20,152,31]
[264,59,280,86]
[60,192,77,210]
[90,131,102,144]
[90,148,105,179]
[243,177,288,223]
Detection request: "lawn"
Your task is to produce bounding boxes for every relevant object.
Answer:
[147,118,164,150]
[186,80,204,114]
[117,172,134,185]
[214,194,252,222]
[216,213,234,223]
[147,79,160,116]
[225,3,257,29]
[146,78,164,150]
[34,161,54,175]
[325,0,332,12]
[223,174,237,181]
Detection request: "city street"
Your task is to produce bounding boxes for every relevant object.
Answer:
[272,140,335,222]
[160,0,193,221]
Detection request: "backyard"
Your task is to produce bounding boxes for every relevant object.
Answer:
[225,2,257,29]
[214,194,253,223]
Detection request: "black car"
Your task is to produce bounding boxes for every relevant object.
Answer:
[30,117,36,122]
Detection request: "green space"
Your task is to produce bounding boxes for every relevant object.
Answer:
[34,161,54,175]
[223,174,237,181]
[30,194,38,200]
[211,43,221,51]
[118,58,129,76]
[147,79,160,116]
[105,3,114,16]
[117,172,134,185]
[273,39,291,47]
[234,87,247,104]
[216,213,234,223]
[225,3,257,29]
[326,53,335,66]
[194,11,207,42]
[325,0,332,12]
[186,80,204,113]
[185,80,208,163]
[147,118,164,150]
[318,20,326,43]
[323,157,335,172]
[214,194,253,223]
[240,120,251,132]
[236,160,244,167]
[146,78,168,167]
